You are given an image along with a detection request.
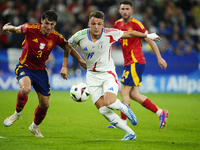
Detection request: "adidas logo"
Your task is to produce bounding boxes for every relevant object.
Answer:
[108,87,114,91]
[32,38,38,43]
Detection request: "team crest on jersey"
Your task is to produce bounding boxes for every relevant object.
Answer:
[47,40,53,50]
[39,43,45,50]
[128,27,132,31]
[98,42,103,49]
[68,37,73,44]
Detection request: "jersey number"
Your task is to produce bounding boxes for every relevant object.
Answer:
[123,39,128,46]
[37,50,42,58]
[87,52,94,59]
[122,70,129,79]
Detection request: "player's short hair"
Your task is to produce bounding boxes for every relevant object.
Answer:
[89,11,105,21]
[42,10,58,22]
[120,0,133,7]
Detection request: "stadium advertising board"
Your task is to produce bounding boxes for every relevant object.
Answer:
[0,73,199,94]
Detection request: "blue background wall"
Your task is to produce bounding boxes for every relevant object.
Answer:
[0,48,199,94]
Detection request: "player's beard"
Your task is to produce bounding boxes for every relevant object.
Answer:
[123,14,131,22]
[44,28,52,35]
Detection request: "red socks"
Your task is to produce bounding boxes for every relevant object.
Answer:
[142,98,159,113]
[34,105,47,125]
[120,98,159,120]
[120,104,130,120]
[16,91,28,113]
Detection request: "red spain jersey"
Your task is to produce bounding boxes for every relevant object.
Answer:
[20,23,67,70]
[114,18,147,65]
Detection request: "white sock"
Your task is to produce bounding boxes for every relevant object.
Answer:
[156,109,163,116]
[15,111,21,116]
[122,119,127,125]
[99,106,134,135]
[31,121,39,128]
[107,99,128,113]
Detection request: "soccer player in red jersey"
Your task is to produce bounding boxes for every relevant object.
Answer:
[108,0,168,129]
[2,10,86,137]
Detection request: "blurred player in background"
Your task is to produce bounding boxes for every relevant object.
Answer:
[108,0,168,129]
[2,10,86,137]
[68,10,161,140]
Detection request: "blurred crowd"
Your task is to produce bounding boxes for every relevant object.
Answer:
[0,0,200,56]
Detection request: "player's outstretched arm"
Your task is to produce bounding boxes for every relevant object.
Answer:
[60,43,71,80]
[2,23,22,34]
[70,47,87,70]
[122,30,161,42]
[145,38,167,70]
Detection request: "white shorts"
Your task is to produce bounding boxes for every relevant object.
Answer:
[86,70,119,104]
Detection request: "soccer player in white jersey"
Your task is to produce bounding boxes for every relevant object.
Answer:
[68,11,161,141]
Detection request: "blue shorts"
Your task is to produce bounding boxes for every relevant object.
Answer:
[15,63,51,96]
[121,63,145,86]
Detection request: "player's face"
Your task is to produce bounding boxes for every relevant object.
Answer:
[119,4,133,21]
[88,17,104,38]
[41,18,56,35]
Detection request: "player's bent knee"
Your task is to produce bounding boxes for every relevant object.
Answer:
[21,87,31,96]
[39,104,49,110]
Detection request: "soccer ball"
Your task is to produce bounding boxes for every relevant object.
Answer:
[70,83,90,102]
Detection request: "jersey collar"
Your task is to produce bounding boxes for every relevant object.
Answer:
[87,28,103,42]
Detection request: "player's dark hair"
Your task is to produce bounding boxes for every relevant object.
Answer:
[89,11,105,21]
[120,0,133,7]
[42,10,58,22]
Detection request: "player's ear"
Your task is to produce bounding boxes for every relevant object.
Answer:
[41,18,43,24]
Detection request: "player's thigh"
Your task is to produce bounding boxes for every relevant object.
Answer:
[95,96,105,109]
[18,76,32,94]
[32,70,51,96]
[120,83,132,104]
[86,71,104,104]
[89,85,104,104]
[104,92,117,106]
[120,83,132,96]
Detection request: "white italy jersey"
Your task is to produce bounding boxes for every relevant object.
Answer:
[68,28,123,71]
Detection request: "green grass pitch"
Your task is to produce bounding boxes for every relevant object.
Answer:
[0,91,200,150]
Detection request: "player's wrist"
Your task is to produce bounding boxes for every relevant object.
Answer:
[62,65,68,67]
[146,33,158,40]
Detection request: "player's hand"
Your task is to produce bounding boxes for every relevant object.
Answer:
[2,23,11,34]
[158,57,167,70]
[147,33,162,42]
[60,67,69,80]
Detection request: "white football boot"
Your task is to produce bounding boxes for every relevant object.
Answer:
[29,122,44,137]
[4,111,21,127]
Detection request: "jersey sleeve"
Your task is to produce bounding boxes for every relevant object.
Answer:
[56,33,68,48]
[68,31,81,48]
[113,22,117,29]
[109,28,123,41]
[134,20,147,34]
[68,29,87,47]
[68,36,78,48]
[20,23,28,35]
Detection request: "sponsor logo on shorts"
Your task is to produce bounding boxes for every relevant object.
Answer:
[20,71,25,76]
[108,87,114,91]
